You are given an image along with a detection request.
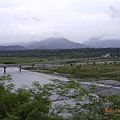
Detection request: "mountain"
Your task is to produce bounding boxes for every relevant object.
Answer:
[27,38,86,49]
[83,39,120,48]
[23,41,37,47]
[0,45,27,51]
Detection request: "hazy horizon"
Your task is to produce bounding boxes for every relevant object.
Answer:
[0,0,120,44]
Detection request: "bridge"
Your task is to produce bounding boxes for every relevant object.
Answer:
[0,58,87,73]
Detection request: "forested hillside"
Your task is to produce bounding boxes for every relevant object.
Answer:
[0,48,120,58]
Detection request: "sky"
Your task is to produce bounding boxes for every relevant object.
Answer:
[0,0,120,44]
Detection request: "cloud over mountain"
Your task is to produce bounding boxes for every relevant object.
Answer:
[0,0,120,44]
[83,35,120,48]
[110,6,120,18]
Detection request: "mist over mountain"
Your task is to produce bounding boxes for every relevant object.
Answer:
[27,38,86,49]
[23,41,37,47]
[83,39,120,48]
[1,37,120,50]
[0,45,27,51]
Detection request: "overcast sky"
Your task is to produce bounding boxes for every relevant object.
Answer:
[0,0,120,44]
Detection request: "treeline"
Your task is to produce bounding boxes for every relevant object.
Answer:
[0,48,120,58]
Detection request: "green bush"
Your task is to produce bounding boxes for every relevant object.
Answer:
[0,76,120,120]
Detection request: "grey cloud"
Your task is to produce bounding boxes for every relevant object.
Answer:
[14,15,27,22]
[89,35,105,41]
[31,17,41,22]
[0,0,120,44]
[31,17,45,22]
[42,30,64,38]
[110,6,120,18]
[14,15,45,22]
[89,34,120,42]
[52,30,63,36]
[14,15,27,21]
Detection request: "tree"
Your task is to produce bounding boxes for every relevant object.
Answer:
[0,76,120,120]
[0,75,51,120]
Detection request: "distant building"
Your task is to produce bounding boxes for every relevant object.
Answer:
[102,53,110,58]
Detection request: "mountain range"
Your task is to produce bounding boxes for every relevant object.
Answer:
[26,38,85,49]
[83,39,120,48]
[0,37,120,50]
[0,45,27,51]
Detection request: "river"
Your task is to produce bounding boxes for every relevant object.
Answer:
[0,67,120,94]
[0,67,68,89]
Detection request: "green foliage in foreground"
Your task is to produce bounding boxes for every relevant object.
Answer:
[0,76,120,120]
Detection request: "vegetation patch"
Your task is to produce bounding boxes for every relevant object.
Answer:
[26,62,120,81]
[0,75,120,120]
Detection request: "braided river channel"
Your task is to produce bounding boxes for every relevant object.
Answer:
[0,67,120,95]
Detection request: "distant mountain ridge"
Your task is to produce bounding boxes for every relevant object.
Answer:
[1,38,120,50]
[0,45,27,51]
[83,39,120,48]
[27,37,86,49]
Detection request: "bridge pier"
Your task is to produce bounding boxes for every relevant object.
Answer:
[19,66,22,71]
[60,62,62,66]
[3,67,7,73]
[52,63,54,66]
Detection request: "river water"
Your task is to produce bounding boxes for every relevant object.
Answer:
[0,67,120,94]
[0,67,68,89]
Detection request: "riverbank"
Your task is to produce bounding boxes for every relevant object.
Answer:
[25,68,120,95]
[24,62,120,82]
[24,66,120,85]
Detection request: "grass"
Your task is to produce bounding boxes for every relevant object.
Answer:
[0,57,46,64]
[25,62,120,81]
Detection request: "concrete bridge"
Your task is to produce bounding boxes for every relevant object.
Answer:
[0,59,86,73]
